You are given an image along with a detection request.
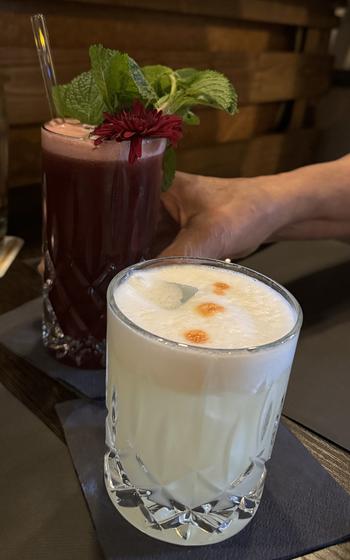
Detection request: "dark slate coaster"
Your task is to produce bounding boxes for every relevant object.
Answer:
[0,299,105,399]
[56,399,350,560]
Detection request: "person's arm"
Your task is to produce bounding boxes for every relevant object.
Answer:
[159,154,350,259]
[266,154,350,241]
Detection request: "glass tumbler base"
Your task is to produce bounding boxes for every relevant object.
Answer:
[104,450,266,546]
[42,290,105,369]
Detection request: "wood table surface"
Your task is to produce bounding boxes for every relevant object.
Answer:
[0,255,349,560]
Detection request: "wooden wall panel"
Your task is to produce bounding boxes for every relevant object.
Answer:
[62,0,338,28]
[2,49,332,126]
[1,0,336,186]
[177,130,318,177]
[0,10,294,52]
[8,103,283,185]
[288,27,331,131]
[9,126,318,187]
[181,104,282,148]
[8,104,281,185]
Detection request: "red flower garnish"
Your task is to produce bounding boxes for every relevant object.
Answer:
[92,100,183,164]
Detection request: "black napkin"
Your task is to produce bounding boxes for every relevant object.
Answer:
[0,299,105,399]
[56,399,350,560]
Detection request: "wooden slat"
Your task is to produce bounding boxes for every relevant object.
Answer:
[60,0,338,28]
[177,129,318,177]
[238,51,332,104]
[284,418,350,494]
[175,104,282,148]
[304,29,331,54]
[0,9,294,52]
[289,100,307,129]
[8,104,282,187]
[9,126,317,188]
[289,27,331,130]
[297,543,350,560]
[2,49,332,125]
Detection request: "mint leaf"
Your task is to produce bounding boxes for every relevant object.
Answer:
[162,145,176,191]
[142,65,172,97]
[174,67,197,85]
[90,45,156,111]
[107,52,137,108]
[107,52,156,108]
[127,57,157,105]
[176,69,238,114]
[53,71,105,125]
[181,109,200,125]
[157,90,195,114]
[89,44,116,111]
[155,67,238,117]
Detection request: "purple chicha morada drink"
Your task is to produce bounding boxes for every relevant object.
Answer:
[42,119,166,369]
[39,43,238,369]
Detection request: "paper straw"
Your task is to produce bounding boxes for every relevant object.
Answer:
[31,13,58,118]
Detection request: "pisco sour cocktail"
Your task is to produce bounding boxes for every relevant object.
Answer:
[105,257,302,546]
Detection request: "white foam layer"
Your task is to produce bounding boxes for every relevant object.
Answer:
[114,264,296,349]
[42,119,166,161]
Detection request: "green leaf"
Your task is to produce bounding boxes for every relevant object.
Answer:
[179,69,238,114]
[89,44,116,111]
[162,145,176,191]
[174,67,198,85]
[108,53,156,108]
[90,45,156,111]
[158,90,196,114]
[181,109,200,125]
[52,45,239,131]
[158,68,238,117]
[53,71,105,125]
[107,52,137,108]
[142,65,172,96]
[128,57,157,104]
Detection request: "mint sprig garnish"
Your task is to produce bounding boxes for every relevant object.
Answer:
[52,44,238,188]
[89,45,156,112]
[53,45,237,126]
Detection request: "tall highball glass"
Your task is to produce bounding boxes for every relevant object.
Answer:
[41,123,166,369]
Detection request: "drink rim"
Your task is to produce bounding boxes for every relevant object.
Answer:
[42,122,167,146]
[107,256,303,354]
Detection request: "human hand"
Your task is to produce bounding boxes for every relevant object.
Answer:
[155,171,282,260]
[37,172,275,276]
